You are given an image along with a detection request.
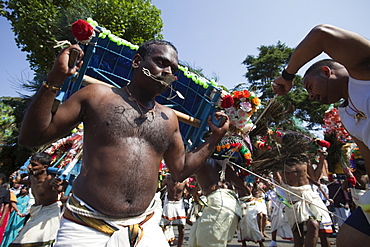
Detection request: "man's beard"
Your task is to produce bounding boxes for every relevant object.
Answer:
[29,169,41,176]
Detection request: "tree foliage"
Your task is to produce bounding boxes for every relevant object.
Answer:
[242,41,330,129]
[1,0,164,80]
[0,97,34,174]
[0,0,164,173]
[243,41,293,100]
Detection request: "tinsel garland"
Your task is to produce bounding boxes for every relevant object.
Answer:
[44,129,83,169]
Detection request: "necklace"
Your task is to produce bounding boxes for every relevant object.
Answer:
[345,96,367,124]
[124,86,156,121]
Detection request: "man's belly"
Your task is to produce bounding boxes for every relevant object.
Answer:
[72,171,158,218]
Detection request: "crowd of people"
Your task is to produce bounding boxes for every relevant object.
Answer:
[0,22,370,247]
[0,151,363,247]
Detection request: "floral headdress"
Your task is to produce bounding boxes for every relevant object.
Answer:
[219,89,261,134]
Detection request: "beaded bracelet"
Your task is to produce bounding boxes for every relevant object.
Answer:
[42,80,62,92]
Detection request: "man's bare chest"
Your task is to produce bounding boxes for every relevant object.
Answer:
[85,103,173,153]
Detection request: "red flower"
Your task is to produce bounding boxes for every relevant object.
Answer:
[221,95,234,108]
[72,19,94,41]
[233,91,243,99]
[315,139,331,148]
[242,90,251,98]
[348,176,357,187]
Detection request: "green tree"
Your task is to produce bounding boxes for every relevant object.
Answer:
[0,0,164,172]
[243,41,293,100]
[242,41,330,129]
[1,0,163,81]
[0,97,34,174]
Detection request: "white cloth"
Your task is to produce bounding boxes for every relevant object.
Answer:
[350,187,367,206]
[283,184,333,232]
[338,76,370,148]
[54,195,169,247]
[255,197,267,215]
[160,197,186,226]
[269,190,293,240]
[159,195,186,242]
[10,202,61,246]
[153,192,163,224]
[237,196,265,243]
[55,216,169,247]
[162,224,175,243]
[337,77,370,225]
[188,189,241,247]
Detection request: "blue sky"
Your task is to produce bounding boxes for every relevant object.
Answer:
[1,0,370,97]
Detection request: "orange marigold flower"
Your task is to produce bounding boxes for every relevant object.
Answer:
[244,153,252,159]
[225,144,231,149]
[233,91,243,99]
[216,146,221,152]
[243,90,251,99]
[252,97,261,106]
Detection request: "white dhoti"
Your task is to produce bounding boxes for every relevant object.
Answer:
[188,189,242,247]
[351,188,367,206]
[54,194,169,247]
[160,198,186,226]
[270,201,293,240]
[10,202,61,246]
[283,184,333,233]
[255,197,267,215]
[159,198,186,242]
[237,196,264,243]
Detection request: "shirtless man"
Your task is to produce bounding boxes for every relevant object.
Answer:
[186,180,205,226]
[271,25,370,246]
[281,154,333,247]
[10,152,61,246]
[237,182,266,247]
[160,174,188,247]
[252,180,269,238]
[188,154,246,246]
[18,40,229,246]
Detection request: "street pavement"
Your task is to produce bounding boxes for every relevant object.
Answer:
[174,223,337,247]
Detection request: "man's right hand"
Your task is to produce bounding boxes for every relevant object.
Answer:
[46,44,84,86]
[272,75,294,96]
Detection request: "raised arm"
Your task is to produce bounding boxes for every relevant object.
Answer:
[19,45,85,147]
[163,111,229,182]
[308,149,328,182]
[273,24,370,95]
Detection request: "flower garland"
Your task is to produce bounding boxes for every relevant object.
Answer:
[219,90,260,133]
[44,125,84,169]
[214,135,252,169]
[71,18,219,89]
[323,105,351,143]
